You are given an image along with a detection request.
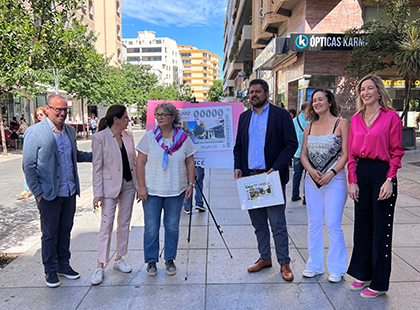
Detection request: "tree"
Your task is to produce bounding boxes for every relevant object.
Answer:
[395,26,420,126]
[344,0,420,125]
[0,0,96,154]
[206,80,223,102]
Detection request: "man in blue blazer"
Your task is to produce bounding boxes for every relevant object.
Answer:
[23,95,92,288]
[234,79,298,281]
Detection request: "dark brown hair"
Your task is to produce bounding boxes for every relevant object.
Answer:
[98,104,126,132]
[306,89,339,122]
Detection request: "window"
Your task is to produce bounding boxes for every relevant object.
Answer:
[184,67,191,71]
[183,60,192,64]
[142,47,162,53]
[128,41,133,45]
[172,59,174,64]
[127,48,140,53]
[116,1,120,16]
[181,53,191,58]
[156,40,161,44]
[117,25,121,39]
[128,57,140,62]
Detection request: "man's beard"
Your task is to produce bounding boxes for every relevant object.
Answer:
[250,96,267,109]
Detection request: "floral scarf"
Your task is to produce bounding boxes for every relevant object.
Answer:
[154,126,189,170]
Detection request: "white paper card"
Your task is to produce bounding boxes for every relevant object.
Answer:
[236,171,284,211]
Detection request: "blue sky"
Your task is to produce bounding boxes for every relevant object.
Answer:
[121,0,227,70]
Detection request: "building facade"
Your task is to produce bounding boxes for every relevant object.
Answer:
[122,31,184,86]
[178,45,221,102]
[77,0,123,66]
[223,0,420,124]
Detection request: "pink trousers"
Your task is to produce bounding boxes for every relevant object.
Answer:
[97,179,136,264]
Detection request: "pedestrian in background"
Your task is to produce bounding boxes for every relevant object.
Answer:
[347,74,404,298]
[300,89,349,283]
[183,167,206,214]
[89,113,99,134]
[90,105,138,285]
[136,103,196,277]
[291,102,310,204]
[16,107,46,199]
[23,95,92,288]
[234,79,298,281]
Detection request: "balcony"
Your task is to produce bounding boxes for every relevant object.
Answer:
[253,1,290,47]
[226,61,243,80]
[236,24,252,63]
[272,0,295,17]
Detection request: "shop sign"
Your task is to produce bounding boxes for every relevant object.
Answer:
[383,79,420,88]
[290,34,365,51]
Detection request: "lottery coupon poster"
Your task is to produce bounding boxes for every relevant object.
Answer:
[236,171,284,211]
[146,100,244,169]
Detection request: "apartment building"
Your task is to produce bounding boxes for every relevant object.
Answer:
[122,31,184,86]
[223,0,420,121]
[77,0,123,65]
[178,45,221,101]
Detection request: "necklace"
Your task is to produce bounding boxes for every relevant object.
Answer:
[364,107,380,128]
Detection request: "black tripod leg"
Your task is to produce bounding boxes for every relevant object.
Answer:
[185,192,193,280]
[195,175,233,258]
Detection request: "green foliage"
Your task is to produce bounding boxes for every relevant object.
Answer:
[344,0,420,78]
[229,27,242,62]
[395,26,420,125]
[344,0,420,126]
[0,0,93,98]
[206,80,223,102]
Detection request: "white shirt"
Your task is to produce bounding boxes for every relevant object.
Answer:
[136,130,197,197]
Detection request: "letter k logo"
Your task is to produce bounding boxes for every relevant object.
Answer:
[296,35,308,49]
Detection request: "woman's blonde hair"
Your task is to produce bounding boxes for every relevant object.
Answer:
[356,74,393,112]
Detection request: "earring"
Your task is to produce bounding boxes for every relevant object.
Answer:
[379,95,381,100]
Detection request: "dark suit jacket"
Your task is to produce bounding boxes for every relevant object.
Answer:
[233,103,298,185]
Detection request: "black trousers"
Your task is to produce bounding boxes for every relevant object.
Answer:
[347,159,397,291]
[37,194,76,273]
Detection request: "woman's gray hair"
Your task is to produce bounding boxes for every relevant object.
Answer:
[154,103,181,125]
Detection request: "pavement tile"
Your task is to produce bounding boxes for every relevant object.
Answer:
[0,287,90,310]
[206,283,333,310]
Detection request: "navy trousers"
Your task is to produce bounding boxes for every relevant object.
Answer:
[37,194,76,273]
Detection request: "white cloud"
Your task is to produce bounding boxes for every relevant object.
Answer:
[121,0,227,27]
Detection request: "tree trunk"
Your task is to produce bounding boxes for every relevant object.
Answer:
[401,78,412,127]
[81,98,87,140]
[0,115,9,156]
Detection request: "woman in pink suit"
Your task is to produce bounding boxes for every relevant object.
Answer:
[90,105,138,285]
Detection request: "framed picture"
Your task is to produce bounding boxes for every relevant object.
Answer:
[236,171,284,211]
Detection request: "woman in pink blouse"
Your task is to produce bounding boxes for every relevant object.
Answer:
[347,74,404,298]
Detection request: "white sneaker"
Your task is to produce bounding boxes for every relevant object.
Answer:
[114,259,132,273]
[302,269,323,278]
[91,268,104,285]
[328,273,342,283]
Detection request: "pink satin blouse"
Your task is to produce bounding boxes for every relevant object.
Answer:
[348,107,405,183]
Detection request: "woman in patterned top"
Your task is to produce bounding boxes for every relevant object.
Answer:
[136,103,196,277]
[300,89,350,283]
[347,75,404,298]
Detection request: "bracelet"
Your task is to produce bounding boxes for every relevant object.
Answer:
[331,168,337,176]
[188,182,195,188]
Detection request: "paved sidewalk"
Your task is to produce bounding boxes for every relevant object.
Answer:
[0,136,419,309]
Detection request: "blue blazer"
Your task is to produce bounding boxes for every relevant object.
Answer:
[23,118,92,201]
[233,103,298,185]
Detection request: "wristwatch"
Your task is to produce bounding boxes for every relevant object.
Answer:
[188,182,195,188]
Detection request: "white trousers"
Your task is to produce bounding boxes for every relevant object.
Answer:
[304,170,348,275]
[97,179,136,264]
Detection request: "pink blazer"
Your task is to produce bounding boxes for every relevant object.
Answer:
[92,127,138,199]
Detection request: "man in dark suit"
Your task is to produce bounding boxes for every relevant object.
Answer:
[234,79,298,281]
[23,95,92,288]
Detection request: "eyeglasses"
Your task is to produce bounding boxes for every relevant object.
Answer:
[154,113,170,119]
[47,105,68,114]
